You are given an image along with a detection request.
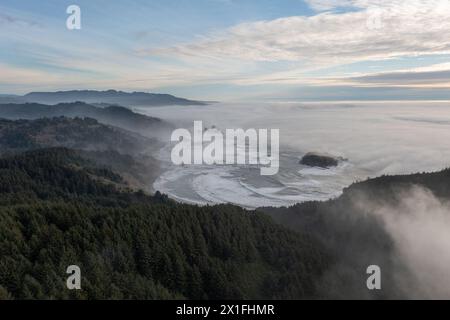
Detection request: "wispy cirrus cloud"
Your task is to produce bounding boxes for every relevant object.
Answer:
[152,0,450,66]
[304,0,355,11]
[2,0,450,100]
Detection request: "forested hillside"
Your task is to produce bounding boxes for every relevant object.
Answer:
[1,117,448,300]
[261,170,450,299]
[0,102,171,138]
[0,117,149,154]
[0,117,160,191]
[0,148,330,299]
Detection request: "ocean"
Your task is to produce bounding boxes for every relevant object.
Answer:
[135,101,450,208]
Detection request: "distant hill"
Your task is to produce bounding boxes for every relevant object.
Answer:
[0,117,147,154]
[6,90,207,106]
[0,117,160,190]
[0,102,172,138]
[0,94,23,104]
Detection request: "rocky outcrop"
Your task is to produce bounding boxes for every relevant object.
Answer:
[300,152,341,168]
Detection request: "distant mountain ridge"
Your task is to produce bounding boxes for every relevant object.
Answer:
[1,90,207,106]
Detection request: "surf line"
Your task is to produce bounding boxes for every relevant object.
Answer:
[171,120,280,176]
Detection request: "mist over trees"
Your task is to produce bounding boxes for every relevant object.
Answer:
[0,114,448,299]
[0,148,329,299]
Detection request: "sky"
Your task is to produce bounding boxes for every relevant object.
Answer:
[2,0,450,101]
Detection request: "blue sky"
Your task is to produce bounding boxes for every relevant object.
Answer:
[2,0,450,101]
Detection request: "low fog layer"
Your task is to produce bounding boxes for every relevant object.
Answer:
[136,101,450,207]
[371,186,450,299]
[136,101,450,298]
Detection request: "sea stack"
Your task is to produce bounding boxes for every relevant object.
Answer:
[300,152,340,168]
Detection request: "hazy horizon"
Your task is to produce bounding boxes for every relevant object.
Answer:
[133,100,450,208]
[3,0,450,101]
